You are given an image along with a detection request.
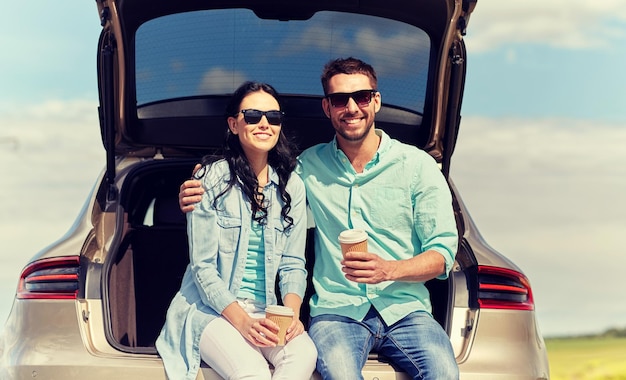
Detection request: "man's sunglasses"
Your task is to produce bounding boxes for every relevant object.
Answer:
[326,89,377,109]
[237,109,284,125]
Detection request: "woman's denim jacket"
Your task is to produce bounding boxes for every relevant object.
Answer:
[156,159,308,380]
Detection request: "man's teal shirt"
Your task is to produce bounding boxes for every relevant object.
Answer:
[296,129,458,325]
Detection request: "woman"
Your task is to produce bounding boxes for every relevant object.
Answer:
[156,82,317,380]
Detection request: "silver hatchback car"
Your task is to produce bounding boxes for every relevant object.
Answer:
[0,0,550,379]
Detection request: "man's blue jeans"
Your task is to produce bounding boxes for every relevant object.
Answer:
[308,307,459,380]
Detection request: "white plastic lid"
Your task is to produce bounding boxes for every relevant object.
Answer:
[265,305,294,316]
[338,229,368,244]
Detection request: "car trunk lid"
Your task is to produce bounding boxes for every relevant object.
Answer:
[95,0,476,186]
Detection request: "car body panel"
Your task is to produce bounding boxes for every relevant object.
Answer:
[458,310,549,379]
[1,0,550,378]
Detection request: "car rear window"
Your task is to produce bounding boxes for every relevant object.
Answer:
[135,9,430,113]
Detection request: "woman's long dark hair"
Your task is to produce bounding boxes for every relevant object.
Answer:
[200,81,297,229]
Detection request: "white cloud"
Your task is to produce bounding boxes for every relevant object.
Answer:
[198,68,247,94]
[465,0,626,52]
[451,116,626,335]
[0,99,102,236]
[276,23,430,77]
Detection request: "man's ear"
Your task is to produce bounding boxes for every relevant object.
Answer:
[373,92,382,113]
[321,98,331,118]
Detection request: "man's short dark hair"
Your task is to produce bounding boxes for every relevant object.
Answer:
[320,57,378,95]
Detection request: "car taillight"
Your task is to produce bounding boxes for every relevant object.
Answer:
[17,256,80,300]
[477,265,534,310]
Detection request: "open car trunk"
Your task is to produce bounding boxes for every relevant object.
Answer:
[104,159,457,352]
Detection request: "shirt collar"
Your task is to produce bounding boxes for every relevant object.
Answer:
[267,164,280,187]
[331,129,390,168]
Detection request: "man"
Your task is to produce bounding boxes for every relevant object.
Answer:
[179,57,459,379]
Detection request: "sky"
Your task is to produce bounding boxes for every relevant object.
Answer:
[1,0,625,338]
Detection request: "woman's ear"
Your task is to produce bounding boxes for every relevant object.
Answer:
[227,116,239,135]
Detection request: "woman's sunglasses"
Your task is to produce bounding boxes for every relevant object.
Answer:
[238,109,284,125]
[326,89,377,109]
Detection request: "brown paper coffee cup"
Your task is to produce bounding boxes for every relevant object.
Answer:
[265,305,294,346]
[339,229,368,257]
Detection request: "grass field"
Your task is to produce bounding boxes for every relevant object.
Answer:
[546,337,626,380]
